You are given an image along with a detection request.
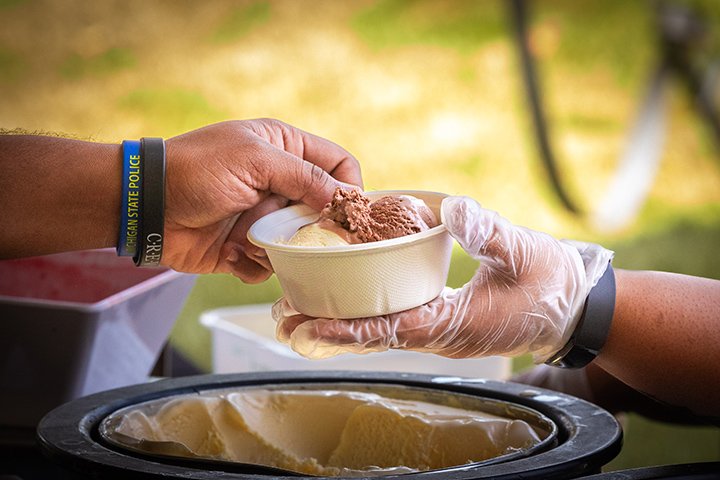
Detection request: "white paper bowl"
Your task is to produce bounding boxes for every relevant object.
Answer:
[248,190,452,319]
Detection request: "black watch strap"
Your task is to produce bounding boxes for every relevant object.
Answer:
[546,263,616,369]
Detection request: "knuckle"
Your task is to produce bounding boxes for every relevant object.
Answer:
[343,154,361,173]
[301,162,329,191]
[347,153,360,168]
[244,139,269,173]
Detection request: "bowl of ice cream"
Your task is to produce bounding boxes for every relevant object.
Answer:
[247,189,453,319]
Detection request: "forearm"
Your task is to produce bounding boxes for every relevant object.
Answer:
[596,269,720,417]
[0,135,121,258]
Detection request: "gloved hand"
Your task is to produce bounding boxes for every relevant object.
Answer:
[273,196,613,363]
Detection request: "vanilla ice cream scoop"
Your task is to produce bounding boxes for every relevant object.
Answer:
[287,223,349,247]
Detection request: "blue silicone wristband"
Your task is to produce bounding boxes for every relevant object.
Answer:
[117,140,142,256]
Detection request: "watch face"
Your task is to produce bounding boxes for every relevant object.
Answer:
[544,341,576,368]
[555,347,595,369]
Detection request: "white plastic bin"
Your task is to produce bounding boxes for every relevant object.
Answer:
[201,305,511,379]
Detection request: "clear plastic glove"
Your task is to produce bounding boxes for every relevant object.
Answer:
[273,196,613,363]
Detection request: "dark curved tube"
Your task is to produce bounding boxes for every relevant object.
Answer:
[509,0,581,215]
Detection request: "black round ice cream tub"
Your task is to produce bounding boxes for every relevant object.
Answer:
[37,371,623,479]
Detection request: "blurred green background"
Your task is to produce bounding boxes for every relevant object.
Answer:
[2,0,719,471]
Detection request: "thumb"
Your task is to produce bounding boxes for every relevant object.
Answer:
[440,196,518,269]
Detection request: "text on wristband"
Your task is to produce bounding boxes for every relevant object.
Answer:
[125,154,141,252]
[143,233,163,264]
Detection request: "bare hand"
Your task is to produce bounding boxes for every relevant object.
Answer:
[163,119,362,282]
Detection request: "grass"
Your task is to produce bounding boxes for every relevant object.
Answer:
[211,1,272,43]
[0,0,23,8]
[535,0,655,86]
[60,47,136,79]
[352,0,508,54]
[119,88,227,134]
[0,47,23,82]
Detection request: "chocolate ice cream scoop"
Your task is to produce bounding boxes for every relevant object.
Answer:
[289,188,438,246]
[365,194,437,241]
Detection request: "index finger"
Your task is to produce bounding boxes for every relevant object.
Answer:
[253,119,363,188]
[296,129,364,189]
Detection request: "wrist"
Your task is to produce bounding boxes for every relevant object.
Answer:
[78,142,122,250]
[61,141,123,252]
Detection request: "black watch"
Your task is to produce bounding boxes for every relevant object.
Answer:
[545,263,616,369]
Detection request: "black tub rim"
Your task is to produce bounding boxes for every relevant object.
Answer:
[37,370,623,480]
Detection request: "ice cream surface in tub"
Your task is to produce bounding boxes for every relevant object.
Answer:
[108,388,542,476]
[287,188,438,247]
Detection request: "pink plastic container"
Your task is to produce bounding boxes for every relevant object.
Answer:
[0,249,196,427]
